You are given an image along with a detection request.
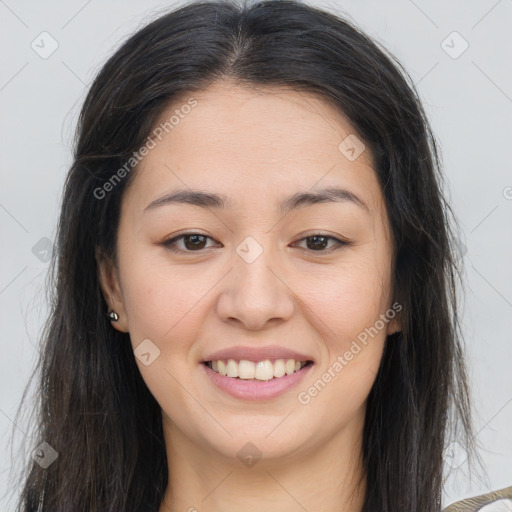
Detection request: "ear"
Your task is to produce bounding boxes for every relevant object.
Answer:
[386,302,402,336]
[386,316,401,336]
[95,247,129,333]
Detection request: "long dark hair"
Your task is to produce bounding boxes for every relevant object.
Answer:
[11,0,478,510]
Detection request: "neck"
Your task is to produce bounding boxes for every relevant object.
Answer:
[158,415,367,512]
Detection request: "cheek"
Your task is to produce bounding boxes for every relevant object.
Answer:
[296,252,392,341]
[294,249,390,401]
[297,278,387,422]
[118,257,210,417]
[118,252,203,349]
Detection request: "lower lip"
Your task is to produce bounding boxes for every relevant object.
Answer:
[202,363,313,401]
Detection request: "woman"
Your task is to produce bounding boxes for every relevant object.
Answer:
[12,0,510,510]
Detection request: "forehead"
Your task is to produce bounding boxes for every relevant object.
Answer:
[124,80,384,219]
[151,80,371,164]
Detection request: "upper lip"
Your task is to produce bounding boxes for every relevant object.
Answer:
[203,345,315,363]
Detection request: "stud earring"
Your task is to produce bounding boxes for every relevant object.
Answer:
[107,310,119,322]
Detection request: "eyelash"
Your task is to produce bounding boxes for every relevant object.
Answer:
[161,232,348,255]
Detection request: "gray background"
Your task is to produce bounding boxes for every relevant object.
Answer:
[1,0,511,509]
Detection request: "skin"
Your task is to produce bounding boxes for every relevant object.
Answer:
[97,79,401,512]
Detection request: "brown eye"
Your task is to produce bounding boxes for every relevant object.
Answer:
[162,233,217,253]
[294,234,348,254]
[306,235,329,251]
[182,234,208,250]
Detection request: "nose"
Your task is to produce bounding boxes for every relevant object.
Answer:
[216,243,295,331]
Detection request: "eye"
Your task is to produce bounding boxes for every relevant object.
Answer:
[161,232,348,255]
[161,232,218,253]
[292,233,348,254]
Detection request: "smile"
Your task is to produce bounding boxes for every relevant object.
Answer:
[202,358,314,401]
[205,358,312,381]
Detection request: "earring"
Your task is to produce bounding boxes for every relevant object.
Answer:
[107,310,119,322]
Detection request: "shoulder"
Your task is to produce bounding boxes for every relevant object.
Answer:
[443,486,512,512]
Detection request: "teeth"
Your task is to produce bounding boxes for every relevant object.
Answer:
[226,359,239,378]
[218,360,227,376]
[273,359,285,378]
[255,360,273,381]
[208,358,308,380]
[238,360,255,379]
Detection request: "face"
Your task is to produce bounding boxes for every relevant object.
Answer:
[98,80,401,465]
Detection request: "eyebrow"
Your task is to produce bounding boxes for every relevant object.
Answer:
[144,186,370,215]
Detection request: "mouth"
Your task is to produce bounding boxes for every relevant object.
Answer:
[203,358,314,381]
